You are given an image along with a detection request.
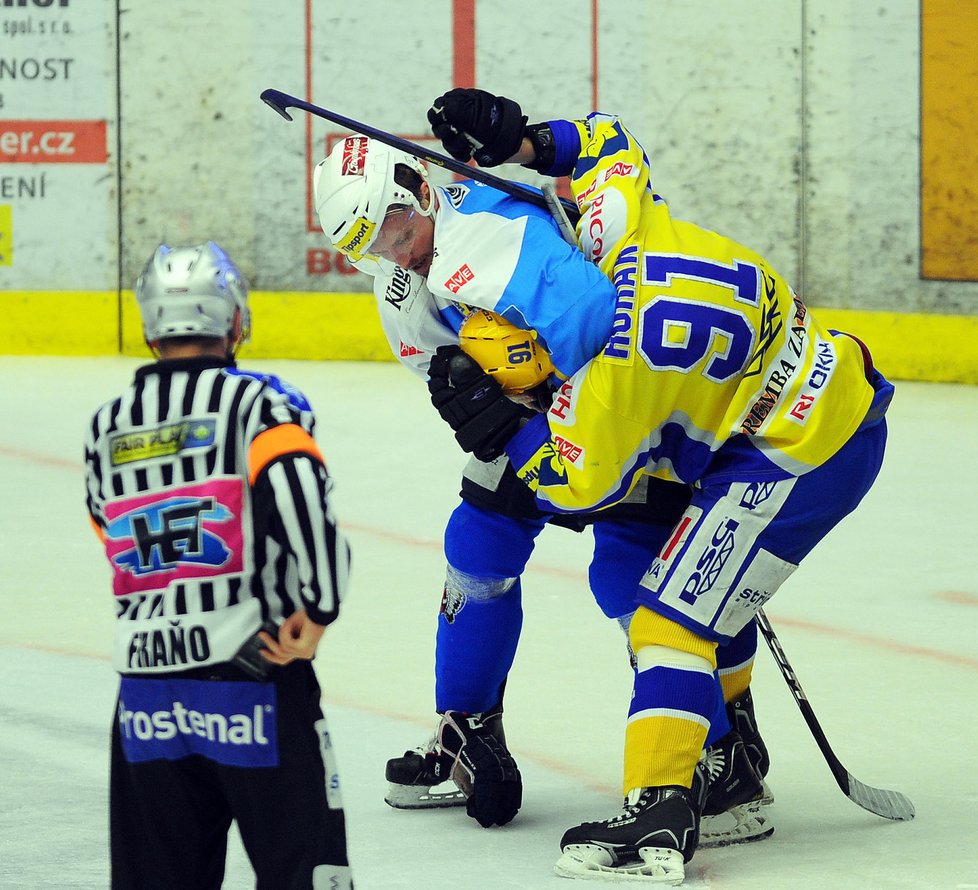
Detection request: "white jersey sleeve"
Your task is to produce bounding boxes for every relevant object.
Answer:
[370,261,467,378]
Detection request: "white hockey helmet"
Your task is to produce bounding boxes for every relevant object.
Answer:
[313,135,431,261]
[135,241,251,349]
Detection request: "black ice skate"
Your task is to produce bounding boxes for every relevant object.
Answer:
[383,704,519,823]
[383,735,466,809]
[698,729,774,848]
[554,782,704,884]
[436,709,522,827]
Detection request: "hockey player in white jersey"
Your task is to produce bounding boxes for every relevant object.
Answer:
[311,137,773,847]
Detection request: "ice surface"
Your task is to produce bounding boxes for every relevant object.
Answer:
[1,357,976,889]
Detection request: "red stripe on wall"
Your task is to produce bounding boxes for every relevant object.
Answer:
[305,0,315,231]
[453,0,477,88]
[592,0,600,109]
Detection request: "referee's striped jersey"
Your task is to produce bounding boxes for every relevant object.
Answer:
[84,356,351,675]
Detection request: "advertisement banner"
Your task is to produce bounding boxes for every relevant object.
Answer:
[0,0,116,289]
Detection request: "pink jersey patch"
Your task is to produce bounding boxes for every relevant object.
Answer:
[103,478,245,596]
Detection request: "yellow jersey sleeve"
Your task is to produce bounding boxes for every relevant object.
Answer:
[504,114,890,513]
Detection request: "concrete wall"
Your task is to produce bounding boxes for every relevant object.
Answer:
[2,0,976,378]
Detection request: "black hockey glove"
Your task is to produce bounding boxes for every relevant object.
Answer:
[437,710,522,828]
[427,345,524,463]
[428,88,527,167]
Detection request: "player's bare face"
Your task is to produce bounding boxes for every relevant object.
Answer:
[373,207,434,278]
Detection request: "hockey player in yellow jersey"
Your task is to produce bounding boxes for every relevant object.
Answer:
[426,89,895,884]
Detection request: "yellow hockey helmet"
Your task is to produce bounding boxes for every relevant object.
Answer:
[458,309,555,394]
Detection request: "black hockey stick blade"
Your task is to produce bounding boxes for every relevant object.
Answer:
[756,609,915,821]
[259,88,581,222]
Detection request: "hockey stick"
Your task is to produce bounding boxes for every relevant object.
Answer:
[260,88,582,229]
[755,608,915,821]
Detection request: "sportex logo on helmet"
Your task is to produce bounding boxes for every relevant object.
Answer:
[335,217,376,258]
[341,136,368,176]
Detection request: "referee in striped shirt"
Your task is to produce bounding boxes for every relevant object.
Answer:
[84,241,354,889]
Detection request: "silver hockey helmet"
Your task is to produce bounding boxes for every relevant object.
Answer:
[313,135,431,261]
[135,241,251,349]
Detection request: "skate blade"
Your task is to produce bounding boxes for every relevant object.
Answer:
[699,800,774,849]
[384,781,466,810]
[554,845,684,884]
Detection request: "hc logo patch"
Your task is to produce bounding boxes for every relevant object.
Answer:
[104,478,245,595]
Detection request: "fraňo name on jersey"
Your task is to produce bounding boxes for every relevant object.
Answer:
[127,622,211,670]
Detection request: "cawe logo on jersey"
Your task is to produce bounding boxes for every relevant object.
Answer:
[341,136,368,175]
[444,263,475,294]
[553,435,584,468]
[605,161,634,180]
[104,478,245,595]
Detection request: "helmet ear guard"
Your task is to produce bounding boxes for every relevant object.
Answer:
[458,309,555,394]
